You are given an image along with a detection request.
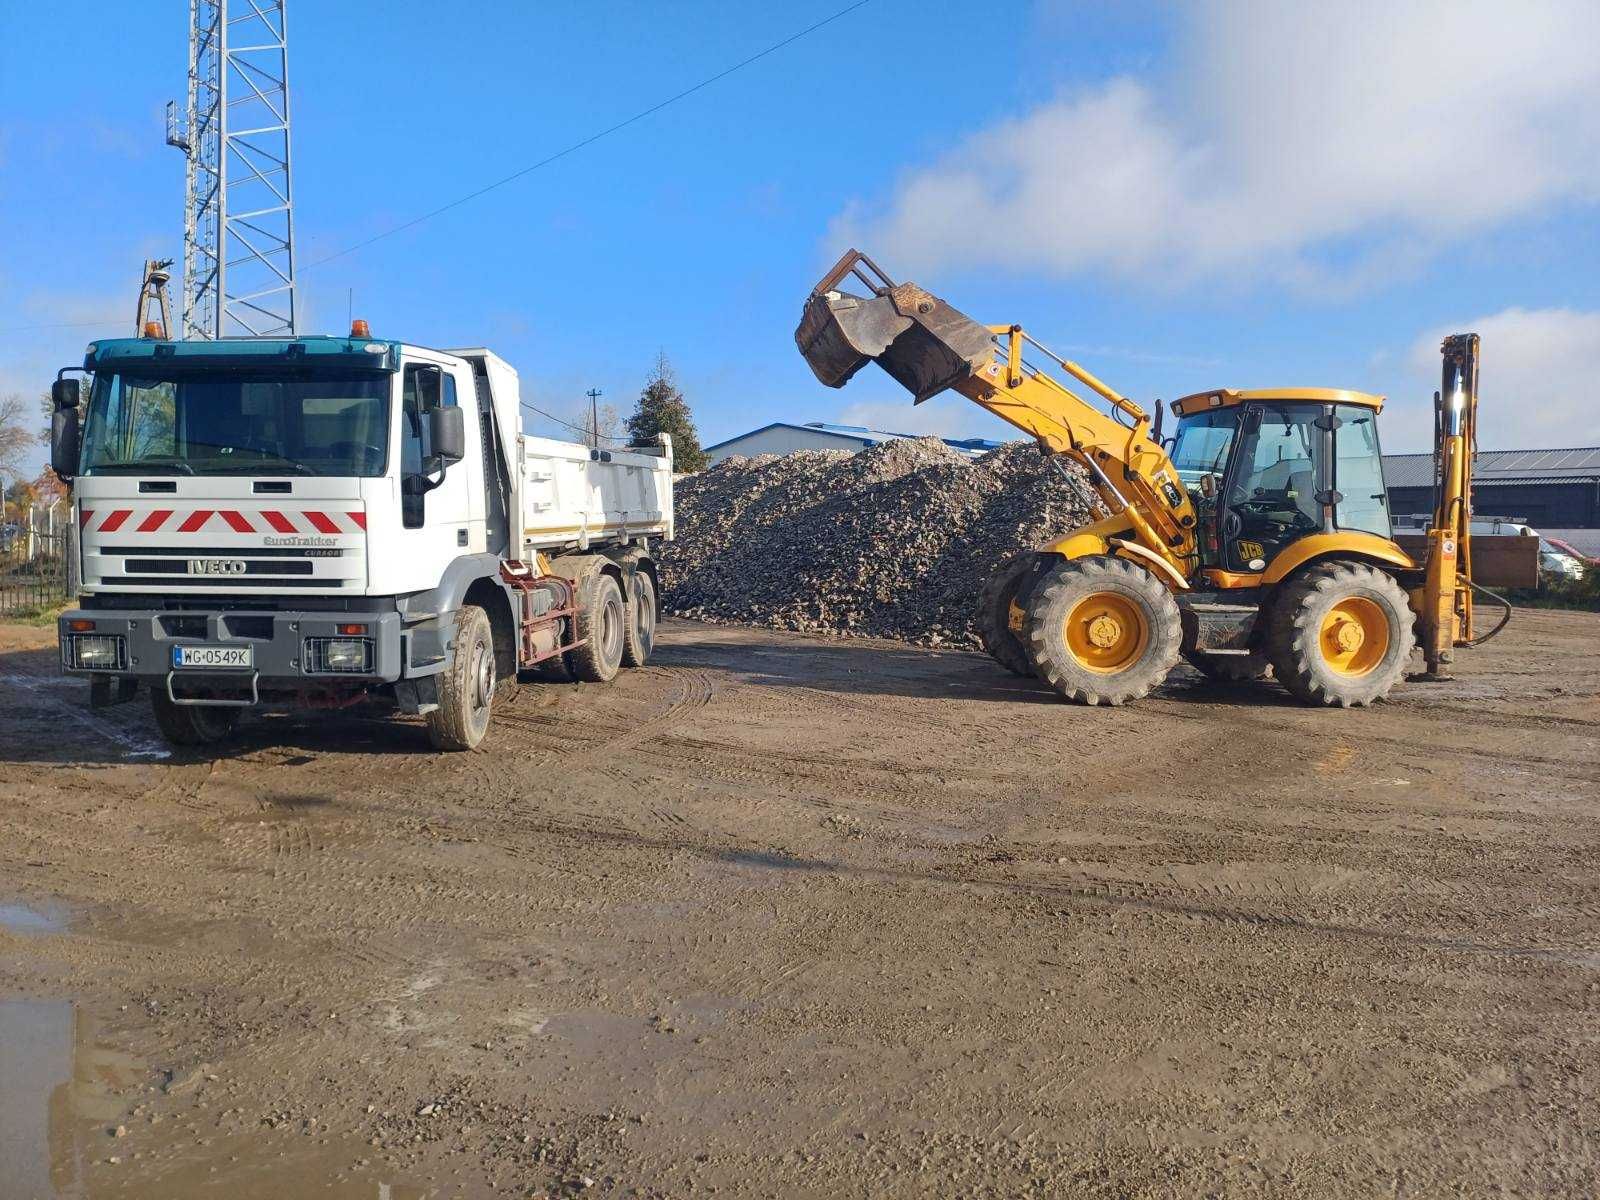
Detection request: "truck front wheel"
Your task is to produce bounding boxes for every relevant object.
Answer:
[150,690,240,748]
[427,604,496,750]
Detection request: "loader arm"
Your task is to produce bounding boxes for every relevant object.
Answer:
[796,249,1198,580]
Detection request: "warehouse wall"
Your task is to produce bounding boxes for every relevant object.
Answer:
[1387,481,1598,527]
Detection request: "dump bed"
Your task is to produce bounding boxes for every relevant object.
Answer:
[517,433,674,553]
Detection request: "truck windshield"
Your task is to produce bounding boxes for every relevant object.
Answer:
[79,369,391,477]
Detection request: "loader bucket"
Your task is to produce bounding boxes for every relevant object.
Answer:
[796,254,997,403]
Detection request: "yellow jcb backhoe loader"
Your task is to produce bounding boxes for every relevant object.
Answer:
[795,250,1506,707]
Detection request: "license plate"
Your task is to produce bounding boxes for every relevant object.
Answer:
[172,644,254,670]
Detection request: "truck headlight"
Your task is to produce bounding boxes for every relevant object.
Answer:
[305,636,373,673]
[67,635,126,670]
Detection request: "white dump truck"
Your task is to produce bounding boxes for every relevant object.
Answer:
[47,325,673,750]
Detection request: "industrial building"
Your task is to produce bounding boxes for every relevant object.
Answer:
[1383,446,1600,556]
[704,421,1005,465]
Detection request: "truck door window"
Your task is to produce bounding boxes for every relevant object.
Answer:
[1227,406,1323,567]
[401,364,443,528]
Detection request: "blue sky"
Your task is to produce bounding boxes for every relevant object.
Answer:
[4,0,1599,478]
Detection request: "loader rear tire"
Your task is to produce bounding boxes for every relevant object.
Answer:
[150,690,239,747]
[977,551,1040,677]
[1266,561,1412,707]
[1184,649,1271,682]
[568,573,626,683]
[620,570,656,668]
[1024,555,1182,706]
[427,604,495,751]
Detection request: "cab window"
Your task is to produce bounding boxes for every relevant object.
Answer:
[1227,406,1323,566]
[1332,404,1391,538]
[400,364,443,528]
[1170,409,1239,489]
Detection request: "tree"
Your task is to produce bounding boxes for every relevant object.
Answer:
[568,399,624,446]
[627,352,707,472]
[0,392,42,501]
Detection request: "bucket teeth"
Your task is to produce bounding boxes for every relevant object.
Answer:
[795,281,996,404]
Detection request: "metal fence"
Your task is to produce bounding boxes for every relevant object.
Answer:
[1,504,71,617]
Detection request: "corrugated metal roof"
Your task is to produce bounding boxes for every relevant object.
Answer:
[705,421,1006,458]
[1383,447,1600,488]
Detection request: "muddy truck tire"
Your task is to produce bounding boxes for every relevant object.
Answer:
[149,690,240,747]
[568,573,626,683]
[427,605,496,751]
[621,569,657,668]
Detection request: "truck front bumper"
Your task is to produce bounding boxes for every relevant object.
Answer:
[57,607,405,700]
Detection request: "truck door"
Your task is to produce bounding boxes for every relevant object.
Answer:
[390,358,478,589]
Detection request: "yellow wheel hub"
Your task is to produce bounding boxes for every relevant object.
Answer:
[1064,592,1148,673]
[1319,597,1389,677]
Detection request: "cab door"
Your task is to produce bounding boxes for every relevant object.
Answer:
[1220,403,1328,571]
[374,356,480,594]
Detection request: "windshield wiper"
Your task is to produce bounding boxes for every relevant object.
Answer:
[91,459,195,476]
[208,458,316,476]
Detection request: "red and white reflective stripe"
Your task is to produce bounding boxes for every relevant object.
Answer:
[88,507,366,535]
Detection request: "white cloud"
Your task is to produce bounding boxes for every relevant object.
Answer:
[1385,308,1600,452]
[832,0,1600,289]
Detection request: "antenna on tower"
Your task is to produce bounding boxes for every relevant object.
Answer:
[167,1,297,339]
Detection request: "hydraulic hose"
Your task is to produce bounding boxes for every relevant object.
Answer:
[1466,579,1513,646]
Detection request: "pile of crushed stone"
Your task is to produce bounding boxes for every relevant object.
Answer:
[655,437,1098,647]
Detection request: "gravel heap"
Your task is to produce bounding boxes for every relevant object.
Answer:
[656,438,1098,647]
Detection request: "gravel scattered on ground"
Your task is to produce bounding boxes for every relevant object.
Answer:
[657,438,1097,646]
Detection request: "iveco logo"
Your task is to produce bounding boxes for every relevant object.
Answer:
[187,559,247,576]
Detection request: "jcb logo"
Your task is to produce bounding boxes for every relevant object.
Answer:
[1237,540,1265,561]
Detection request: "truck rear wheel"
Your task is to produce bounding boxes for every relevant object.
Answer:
[1023,555,1182,706]
[1266,561,1412,707]
[150,690,240,747]
[620,570,656,668]
[568,573,625,683]
[427,604,495,750]
[977,551,1039,677]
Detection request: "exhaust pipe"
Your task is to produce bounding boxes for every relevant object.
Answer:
[795,249,997,404]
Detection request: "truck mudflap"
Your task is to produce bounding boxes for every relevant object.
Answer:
[58,607,406,705]
[796,248,996,403]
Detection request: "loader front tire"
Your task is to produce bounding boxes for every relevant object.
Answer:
[568,573,626,683]
[1266,561,1412,707]
[427,604,496,751]
[977,551,1041,677]
[1024,555,1182,706]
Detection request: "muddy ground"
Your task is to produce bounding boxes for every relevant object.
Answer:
[1,610,1597,1198]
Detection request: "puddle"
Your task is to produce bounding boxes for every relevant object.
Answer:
[0,899,68,936]
[0,998,430,1198]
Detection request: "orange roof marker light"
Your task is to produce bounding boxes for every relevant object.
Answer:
[350,319,371,338]
[142,322,164,339]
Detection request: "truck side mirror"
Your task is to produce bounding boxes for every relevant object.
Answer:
[51,377,81,410]
[51,406,80,481]
[429,406,465,465]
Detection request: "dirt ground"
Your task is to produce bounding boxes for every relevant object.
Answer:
[1,610,1597,1198]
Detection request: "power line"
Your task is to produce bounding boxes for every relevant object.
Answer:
[1,0,875,336]
[519,399,628,443]
[300,0,873,270]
